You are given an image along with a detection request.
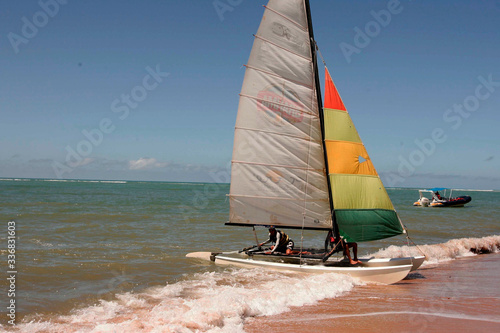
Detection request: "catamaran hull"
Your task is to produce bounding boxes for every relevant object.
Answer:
[359,256,425,271]
[187,252,412,285]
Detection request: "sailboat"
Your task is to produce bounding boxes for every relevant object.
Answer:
[187,0,423,284]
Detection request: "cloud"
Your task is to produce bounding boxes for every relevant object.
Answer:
[72,157,95,168]
[128,157,168,170]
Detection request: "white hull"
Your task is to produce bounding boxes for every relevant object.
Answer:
[187,252,412,285]
[359,255,425,272]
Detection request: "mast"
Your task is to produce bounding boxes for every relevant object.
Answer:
[305,0,340,239]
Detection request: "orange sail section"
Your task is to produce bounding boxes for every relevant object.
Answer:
[324,68,346,111]
[325,141,377,176]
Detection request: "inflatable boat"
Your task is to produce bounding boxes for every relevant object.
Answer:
[413,188,472,207]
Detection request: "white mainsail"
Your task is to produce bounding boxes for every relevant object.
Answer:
[228,0,331,229]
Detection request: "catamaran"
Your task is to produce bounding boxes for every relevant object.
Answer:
[187,0,424,284]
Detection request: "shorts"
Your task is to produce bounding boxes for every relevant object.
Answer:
[276,240,294,253]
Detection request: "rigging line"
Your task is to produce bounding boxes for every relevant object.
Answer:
[406,233,427,258]
[315,42,327,67]
[253,34,312,62]
[252,226,260,247]
[387,190,407,234]
[320,51,349,116]
[263,5,307,31]
[243,65,314,90]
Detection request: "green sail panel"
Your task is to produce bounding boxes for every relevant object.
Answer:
[329,169,403,243]
[335,209,403,243]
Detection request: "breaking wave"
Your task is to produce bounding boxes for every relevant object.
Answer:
[371,235,500,265]
[8,269,357,333]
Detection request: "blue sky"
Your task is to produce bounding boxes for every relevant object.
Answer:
[1,0,499,189]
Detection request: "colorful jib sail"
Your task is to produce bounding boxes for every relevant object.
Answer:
[227,0,405,243]
[323,68,405,242]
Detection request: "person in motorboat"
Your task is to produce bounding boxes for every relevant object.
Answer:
[325,230,361,265]
[259,226,294,254]
[435,191,442,200]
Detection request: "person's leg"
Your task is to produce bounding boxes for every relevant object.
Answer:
[348,242,361,264]
[343,243,358,265]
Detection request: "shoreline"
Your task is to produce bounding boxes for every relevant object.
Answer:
[244,253,500,333]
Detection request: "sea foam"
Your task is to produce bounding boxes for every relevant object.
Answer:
[13,268,357,333]
[371,235,500,265]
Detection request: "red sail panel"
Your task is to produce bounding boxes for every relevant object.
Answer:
[324,68,346,111]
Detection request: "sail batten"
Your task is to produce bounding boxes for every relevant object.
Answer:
[241,67,314,88]
[253,35,312,61]
[234,126,321,143]
[263,5,308,30]
[230,194,329,202]
[232,160,324,173]
[238,93,317,116]
[243,42,315,88]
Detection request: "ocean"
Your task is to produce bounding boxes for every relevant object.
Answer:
[0,178,499,332]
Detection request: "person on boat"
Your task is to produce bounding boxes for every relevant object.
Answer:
[259,226,294,254]
[435,191,442,200]
[325,230,361,265]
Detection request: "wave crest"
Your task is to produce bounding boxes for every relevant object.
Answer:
[13,268,356,332]
[371,235,500,265]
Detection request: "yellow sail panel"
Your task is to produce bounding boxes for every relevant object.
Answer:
[329,174,395,210]
[323,109,362,143]
[325,141,377,176]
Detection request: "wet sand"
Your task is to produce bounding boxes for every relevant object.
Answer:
[245,254,500,333]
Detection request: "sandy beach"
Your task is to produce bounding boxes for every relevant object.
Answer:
[245,253,500,333]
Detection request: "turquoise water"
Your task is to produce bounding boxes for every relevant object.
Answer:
[0,178,499,330]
